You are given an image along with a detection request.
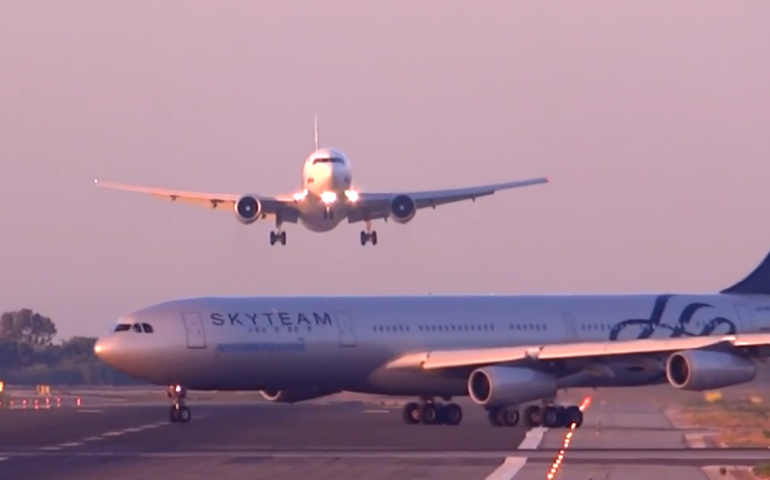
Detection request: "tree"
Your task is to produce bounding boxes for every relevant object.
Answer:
[0,309,57,347]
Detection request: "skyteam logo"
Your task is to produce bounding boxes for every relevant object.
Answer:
[609,294,737,341]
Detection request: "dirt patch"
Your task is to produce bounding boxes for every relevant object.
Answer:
[681,398,770,448]
[754,462,770,479]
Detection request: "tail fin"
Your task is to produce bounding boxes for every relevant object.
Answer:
[721,249,770,295]
[314,114,319,150]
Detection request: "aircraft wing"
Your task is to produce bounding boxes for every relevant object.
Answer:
[386,333,770,370]
[346,177,549,224]
[93,180,301,223]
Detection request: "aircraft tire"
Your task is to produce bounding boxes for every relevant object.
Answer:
[524,404,542,428]
[564,405,583,428]
[443,403,462,426]
[402,402,420,424]
[487,407,503,426]
[542,406,563,428]
[419,403,439,424]
[499,408,520,427]
[178,405,192,423]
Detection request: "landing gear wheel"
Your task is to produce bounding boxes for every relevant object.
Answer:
[269,231,287,246]
[487,407,503,426]
[360,230,379,246]
[564,405,583,428]
[420,403,439,424]
[542,406,564,428]
[524,405,542,427]
[499,408,520,427]
[169,405,191,423]
[443,403,462,426]
[402,402,420,424]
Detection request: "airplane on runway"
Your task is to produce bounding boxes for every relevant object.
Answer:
[93,116,548,246]
[93,246,770,427]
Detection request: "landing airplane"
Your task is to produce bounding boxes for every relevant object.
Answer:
[93,116,548,246]
[94,246,770,427]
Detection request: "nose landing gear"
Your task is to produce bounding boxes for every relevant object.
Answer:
[167,385,191,423]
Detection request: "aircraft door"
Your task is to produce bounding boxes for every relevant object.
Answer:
[734,305,755,332]
[562,313,577,341]
[181,312,207,349]
[334,311,357,347]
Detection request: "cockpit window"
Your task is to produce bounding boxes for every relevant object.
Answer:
[312,157,345,165]
[113,324,131,332]
[141,323,154,333]
[131,323,142,333]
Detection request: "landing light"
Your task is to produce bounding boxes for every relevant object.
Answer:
[344,190,359,202]
[321,191,337,204]
[293,190,308,202]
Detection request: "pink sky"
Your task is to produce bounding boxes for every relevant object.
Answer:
[1,1,769,338]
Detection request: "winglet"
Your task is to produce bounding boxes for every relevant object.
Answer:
[721,249,770,295]
[314,114,319,151]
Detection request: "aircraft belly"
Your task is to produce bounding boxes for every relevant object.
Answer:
[355,366,468,397]
[188,341,380,391]
[298,201,348,232]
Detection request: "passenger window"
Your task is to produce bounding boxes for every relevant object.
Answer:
[141,323,154,333]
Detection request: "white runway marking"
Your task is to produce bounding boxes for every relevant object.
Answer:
[483,427,548,480]
[77,409,103,414]
[0,457,7,462]
[58,442,83,448]
[83,436,104,442]
[39,446,61,451]
[101,431,124,437]
[362,409,389,414]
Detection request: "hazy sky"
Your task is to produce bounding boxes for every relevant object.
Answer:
[1,1,769,339]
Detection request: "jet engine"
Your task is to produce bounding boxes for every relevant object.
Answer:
[234,195,262,225]
[259,388,339,404]
[666,350,756,391]
[467,366,558,407]
[389,194,417,224]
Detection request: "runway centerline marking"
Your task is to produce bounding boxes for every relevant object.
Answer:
[362,409,389,414]
[58,442,82,448]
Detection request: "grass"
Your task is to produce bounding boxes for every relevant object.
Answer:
[681,395,770,448]
[754,461,770,479]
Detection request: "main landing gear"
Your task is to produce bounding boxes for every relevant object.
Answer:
[167,385,191,424]
[487,403,583,428]
[360,220,378,246]
[401,397,463,425]
[270,217,286,246]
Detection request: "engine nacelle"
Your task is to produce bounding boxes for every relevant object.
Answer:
[234,195,262,225]
[389,194,417,224]
[259,388,339,404]
[468,366,558,407]
[666,350,756,391]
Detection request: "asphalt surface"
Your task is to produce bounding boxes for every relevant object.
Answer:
[0,395,765,480]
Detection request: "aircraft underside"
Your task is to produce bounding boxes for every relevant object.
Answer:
[162,351,749,428]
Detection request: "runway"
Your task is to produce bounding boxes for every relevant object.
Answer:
[0,391,765,480]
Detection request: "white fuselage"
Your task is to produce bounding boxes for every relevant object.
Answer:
[94,293,770,398]
[296,148,354,232]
